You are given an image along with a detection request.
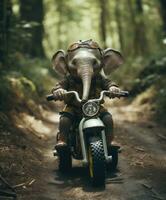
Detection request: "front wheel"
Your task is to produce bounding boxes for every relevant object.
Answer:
[88,139,106,186]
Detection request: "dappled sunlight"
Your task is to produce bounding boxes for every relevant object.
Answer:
[13,111,57,139]
[110,105,152,123]
[38,105,60,124]
[0,0,166,199]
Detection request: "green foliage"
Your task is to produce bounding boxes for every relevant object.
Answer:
[44,0,101,55]
[10,20,38,50]
[0,75,16,111]
[16,57,56,96]
[1,0,166,125]
[0,56,56,113]
[124,55,166,123]
[130,56,166,95]
[0,71,36,112]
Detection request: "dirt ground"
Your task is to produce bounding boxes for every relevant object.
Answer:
[1,103,166,200]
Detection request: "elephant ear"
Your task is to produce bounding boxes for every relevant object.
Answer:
[52,50,68,76]
[103,48,124,75]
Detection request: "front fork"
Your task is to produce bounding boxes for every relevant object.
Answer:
[79,118,88,165]
[79,118,112,165]
[101,130,112,162]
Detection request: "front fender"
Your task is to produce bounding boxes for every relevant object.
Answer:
[83,118,105,130]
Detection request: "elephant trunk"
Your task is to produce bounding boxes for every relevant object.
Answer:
[78,66,93,100]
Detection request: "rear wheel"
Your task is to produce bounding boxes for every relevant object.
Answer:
[88,139,106,186]
[58,146,72,173]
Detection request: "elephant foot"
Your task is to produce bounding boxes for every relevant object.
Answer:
[55,133,68,150]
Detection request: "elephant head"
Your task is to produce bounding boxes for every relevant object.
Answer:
[52,40,123,100]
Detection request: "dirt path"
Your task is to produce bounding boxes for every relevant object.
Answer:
[18,105,166,200]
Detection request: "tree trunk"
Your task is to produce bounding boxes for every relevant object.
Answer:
[0,0,12,65]
[98,0,108,48]
[135,0,148,54]
[55,0,63,49]
[127,0,148,55]
[159,0,166,36]
[19,0,45,57]
[127,0,137,56]
[115,0,124,52]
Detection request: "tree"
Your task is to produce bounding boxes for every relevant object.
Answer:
[55,0,64,49]
[98,0,108,48]
[115,0,124,52]
[135,0,149,54]
[19,0,45,57]
[0,0,12,65]
[159,0,166,37]
[127,0,148,55]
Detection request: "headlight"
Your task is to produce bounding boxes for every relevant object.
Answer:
[82,101,99,117]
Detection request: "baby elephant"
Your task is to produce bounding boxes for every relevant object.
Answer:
[51,39,124,149]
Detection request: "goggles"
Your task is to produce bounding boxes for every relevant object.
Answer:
[67,40,102,54]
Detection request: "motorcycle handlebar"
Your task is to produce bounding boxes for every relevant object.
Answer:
[46,90,129,102]
[46,91,82,102]
[46,94,56,101]
[98,90,129,101]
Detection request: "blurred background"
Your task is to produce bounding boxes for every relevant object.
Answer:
[0,0,166,125]
[0,1,166,198]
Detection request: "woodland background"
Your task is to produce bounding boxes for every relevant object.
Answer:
[0,0,166,198]
[0,0,166,123]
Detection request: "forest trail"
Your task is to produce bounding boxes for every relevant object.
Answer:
[1,0,166,199]
[18,105,166,200]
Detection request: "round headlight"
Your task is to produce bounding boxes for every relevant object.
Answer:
[82,101,99,117]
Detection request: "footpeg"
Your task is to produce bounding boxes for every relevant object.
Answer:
[53,149,58,156]
[105,155,112,163]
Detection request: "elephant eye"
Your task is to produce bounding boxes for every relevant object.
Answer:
[72,59,77,65]
[93,60,97,65]
[93,59,99,67]
[68,59,77,69]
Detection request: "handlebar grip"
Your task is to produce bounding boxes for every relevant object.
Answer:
[46,94,55,101]
[120,91,129,97]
